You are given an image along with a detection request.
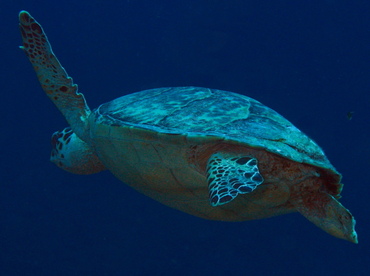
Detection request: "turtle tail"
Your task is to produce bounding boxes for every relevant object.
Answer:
[19,11,91,142]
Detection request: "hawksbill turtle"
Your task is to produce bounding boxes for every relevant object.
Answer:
[19,11,357,243]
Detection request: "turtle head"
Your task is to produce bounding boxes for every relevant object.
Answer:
[50,127,105,175]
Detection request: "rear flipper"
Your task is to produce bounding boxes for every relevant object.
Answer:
[206,152,264,206]
[292,191,358,243]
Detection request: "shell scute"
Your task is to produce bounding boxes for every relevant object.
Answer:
[94,86,333,171]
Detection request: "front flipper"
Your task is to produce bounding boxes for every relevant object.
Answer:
[206,152,264,206]
[19,11,90,141]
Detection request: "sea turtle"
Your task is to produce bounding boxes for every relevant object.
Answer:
[19,11,357,243]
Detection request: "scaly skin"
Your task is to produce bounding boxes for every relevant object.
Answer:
[19,11,90,142]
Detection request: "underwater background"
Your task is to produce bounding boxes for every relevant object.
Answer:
[1,1,369,275]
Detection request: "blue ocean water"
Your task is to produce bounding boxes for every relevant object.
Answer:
[1,1,369,275]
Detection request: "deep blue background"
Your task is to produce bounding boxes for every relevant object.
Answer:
[1,1,369,275]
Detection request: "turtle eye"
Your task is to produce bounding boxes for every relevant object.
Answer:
[51,131,63,151]
[51,134,58,148]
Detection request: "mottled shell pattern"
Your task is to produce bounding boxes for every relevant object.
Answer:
[95,86,335,173]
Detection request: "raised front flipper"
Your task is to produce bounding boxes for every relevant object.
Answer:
[206,152,264,206]
[19,11,90,141]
